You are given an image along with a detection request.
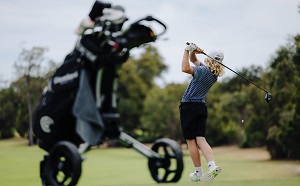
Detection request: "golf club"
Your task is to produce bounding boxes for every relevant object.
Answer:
[186,42,272,103]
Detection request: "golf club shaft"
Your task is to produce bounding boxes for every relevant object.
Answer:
[186,42,269,93]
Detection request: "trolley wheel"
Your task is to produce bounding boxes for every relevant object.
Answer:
[148,138,183,183]
[42,141,82,186]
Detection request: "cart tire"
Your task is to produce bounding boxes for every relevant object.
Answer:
[42,141,82,186]
[148,138,183,183]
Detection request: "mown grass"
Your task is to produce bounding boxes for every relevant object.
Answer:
[0,138,299,186]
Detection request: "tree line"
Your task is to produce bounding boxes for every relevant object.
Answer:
[0,35,299,160]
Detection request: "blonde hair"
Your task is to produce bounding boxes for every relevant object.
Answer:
[204,58,225,77]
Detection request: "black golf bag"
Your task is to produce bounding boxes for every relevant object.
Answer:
[33,1,183,185]
[33,1,157,151]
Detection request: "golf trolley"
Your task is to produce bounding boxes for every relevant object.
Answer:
[33,1,183,185]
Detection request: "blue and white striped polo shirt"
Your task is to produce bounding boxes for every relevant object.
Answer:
[181,63,217,103]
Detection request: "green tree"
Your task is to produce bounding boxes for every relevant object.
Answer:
[220,65,263,92]
[235,82,272,148]
[14,46,48,145]
[10,76,47,138]
[205,83,243,146]
[206,64,272,147]
[118,45,167,136]
[140,83,186,142]
[266,34,300,160]
[0,87,18,138]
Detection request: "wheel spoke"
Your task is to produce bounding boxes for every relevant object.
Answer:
[162,144,176,158]
[162,171,169,181]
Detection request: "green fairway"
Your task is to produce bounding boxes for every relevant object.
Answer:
[0,138,299,186]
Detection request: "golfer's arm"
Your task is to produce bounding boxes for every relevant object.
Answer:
[189,52,201,66]
[182,50,194,74]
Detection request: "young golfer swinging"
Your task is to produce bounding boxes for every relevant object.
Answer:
[179,43,224,182]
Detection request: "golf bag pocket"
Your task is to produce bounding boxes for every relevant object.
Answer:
[33,92,78,151]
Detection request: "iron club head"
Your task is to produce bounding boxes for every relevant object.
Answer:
[265,92,272,103]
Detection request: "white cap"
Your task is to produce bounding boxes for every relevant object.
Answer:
[209,49,224,62]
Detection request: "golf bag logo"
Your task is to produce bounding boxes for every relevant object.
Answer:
[40,116,54,133]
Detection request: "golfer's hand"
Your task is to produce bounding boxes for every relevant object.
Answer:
[185,43,203,54]
[194,47,204,54]
[185,43,197,52]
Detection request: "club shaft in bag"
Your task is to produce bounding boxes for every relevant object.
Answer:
[186,42,270,94]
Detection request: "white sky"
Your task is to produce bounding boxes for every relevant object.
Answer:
[0,0,300,87]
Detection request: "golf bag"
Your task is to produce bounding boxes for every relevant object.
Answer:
[33,0,163,152]
[33,1,183,185]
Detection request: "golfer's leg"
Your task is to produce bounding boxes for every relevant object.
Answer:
[196,136,222,181]
[186,139,201,167]
[196,137,214,162]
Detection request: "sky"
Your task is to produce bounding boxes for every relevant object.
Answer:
[0,0,300,87]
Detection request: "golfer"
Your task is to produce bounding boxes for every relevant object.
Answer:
[179,43,224,182]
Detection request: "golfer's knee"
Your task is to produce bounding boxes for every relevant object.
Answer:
[196,136,207,146]
[186,139,197,148]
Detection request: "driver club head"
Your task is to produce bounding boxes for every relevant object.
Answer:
[265,92,272,103]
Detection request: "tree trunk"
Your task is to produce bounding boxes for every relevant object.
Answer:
[25,75,34,146]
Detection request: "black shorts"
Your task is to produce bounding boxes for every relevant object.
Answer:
[179,102,207,139]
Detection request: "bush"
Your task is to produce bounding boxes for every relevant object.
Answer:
[0,128,15,139]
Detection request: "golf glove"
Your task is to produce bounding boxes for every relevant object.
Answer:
[185,43,198,53]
